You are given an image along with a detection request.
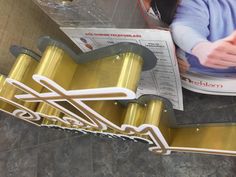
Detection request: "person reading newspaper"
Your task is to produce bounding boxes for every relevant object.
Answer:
[171,0,236,75]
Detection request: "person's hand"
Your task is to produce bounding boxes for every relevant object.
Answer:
[177,58,190,73]
[192,31,236,69]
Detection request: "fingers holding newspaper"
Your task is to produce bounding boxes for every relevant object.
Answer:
[192,31,236,69]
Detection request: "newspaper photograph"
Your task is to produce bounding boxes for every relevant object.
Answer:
[171,0,236,95]
[140,0,236,96]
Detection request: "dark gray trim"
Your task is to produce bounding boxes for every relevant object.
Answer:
[37,36,157,71]
[10,45,41,61]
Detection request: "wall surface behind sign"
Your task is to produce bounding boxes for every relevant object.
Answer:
[0,0,78,75]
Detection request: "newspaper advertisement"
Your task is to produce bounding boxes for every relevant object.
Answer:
[139,0,236,96]
[61,27,183,110]
[170,0,236,95]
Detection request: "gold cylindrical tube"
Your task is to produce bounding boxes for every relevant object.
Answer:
[123,103,146,127]
[70,52,143,92]
[8,54,42,91]
[0,54,41,111]
[144,100,163,126]
[116,53,143,91]
[9,54,37,82]
[41,118,55,127]
[0,75,6,90]
[36,102,62,117]
[35,45,77,89]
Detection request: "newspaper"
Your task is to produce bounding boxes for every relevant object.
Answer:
[61,27,183,110]
[34,0,183,110]
[179,47,236,96]
[171,0,236,96]
[137,0,236,97]
[181,73,236,95]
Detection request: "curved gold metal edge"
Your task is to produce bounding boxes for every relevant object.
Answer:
[168,147,236,156]
[3,40,236,157]
[2,75,236,156]
[7,75,169,154]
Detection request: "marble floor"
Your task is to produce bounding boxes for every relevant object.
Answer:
[0,89,236,177]
[175,89,236,125]
[0,111,236,177]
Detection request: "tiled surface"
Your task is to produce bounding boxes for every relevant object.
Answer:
[37,135,93,177]
[0,114,38,153]
[0,112,236,177]
[0,147,38,177]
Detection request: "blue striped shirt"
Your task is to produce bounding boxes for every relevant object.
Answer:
[171,0,236,75]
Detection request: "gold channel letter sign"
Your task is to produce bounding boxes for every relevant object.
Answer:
[0,36,236,156]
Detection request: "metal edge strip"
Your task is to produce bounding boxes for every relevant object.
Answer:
[37,36,157,71]
[10,45,41,61]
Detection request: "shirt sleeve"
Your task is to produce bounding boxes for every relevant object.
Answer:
[170,0,210,53]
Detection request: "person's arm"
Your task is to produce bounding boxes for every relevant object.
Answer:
[171,0,210,53]
[171,0,236,69]
[192,31,236,69]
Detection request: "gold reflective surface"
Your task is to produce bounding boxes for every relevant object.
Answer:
[1,43,236,157]
[36,46,143,92]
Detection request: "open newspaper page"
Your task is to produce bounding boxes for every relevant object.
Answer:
[61,27,183,110]
[176,43,236,96]
[178,48,236,96]
[171,1,236,95]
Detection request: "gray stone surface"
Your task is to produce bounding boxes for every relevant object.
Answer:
[175,89,236,125]
[0,111,236,177]
[0,147,38,177]
[37,135,92,177]
[0,114,38,152]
